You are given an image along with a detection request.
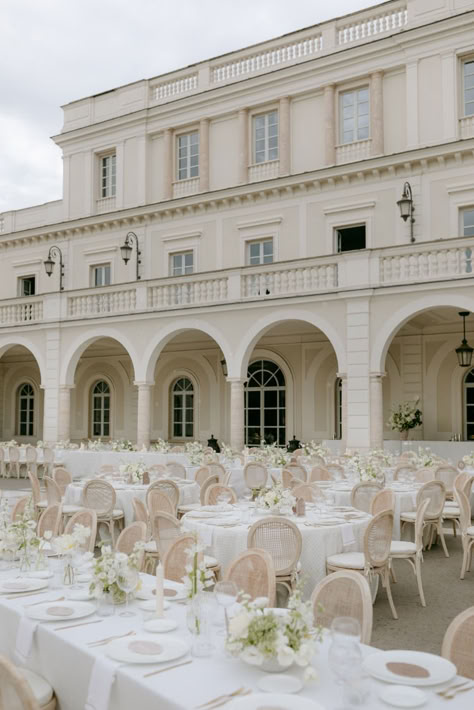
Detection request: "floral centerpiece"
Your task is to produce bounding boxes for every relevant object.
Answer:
[350,454,379,482]
[226,586,320,678]
[151,438,171,453]
[300,440,330,460]
[252,443,290,468]
[462,452,474,467]
[256,483,296,514]
[55,440,79,450]
[52,524,92,584]
[0,439,18,447]
[111,439,137,452]
[87,438,105,451]
[0,499,41,570]
[185,441,205,466]
[220,443,234,461]
[89,542,144,604]
[119,460,147,484]
[415,446,440,468]
[388,399,422,438]
[367,449,393,467]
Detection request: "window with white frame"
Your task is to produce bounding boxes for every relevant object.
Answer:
[254,111,278,164]
[463,208,474,236]
[247,239,274,266]
[171,377,194,439]
[177,132,199,180]
[91,380,111,438]
[100,154,116,198]
[18,276,35,297]
[91,264,111,287]
[340,88,369,144]
[170,251,194,276]
[17,383,34,437]
[464,60,474,117]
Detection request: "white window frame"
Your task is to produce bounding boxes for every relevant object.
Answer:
[335,223,367,253]
[339,87,370,145]
[17,382,35,437]
[100,153,116,198]
[90,263,111,287]
[253,110,279,164]
[463,59,474,117]
[462,207,474,237]
[169,251,194,276]
[18,275,36,297]
[176,131,199,181]
[170,377,195,440]
[246,238,274,266]
[90,380,111,439]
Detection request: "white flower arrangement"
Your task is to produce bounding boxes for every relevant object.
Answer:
[89,542,145,603]
[0,499,39,563]
[220,443,234,461]
[182,535,214,600]
[415,446,440,468]
[367,449,393,467]
[111,439,137,452]
[226,585,320,677]
[151,438,171,453]
[87,438,105,451]
[252,443,290,468]
[257,483,296,514]
[119,461,147,484]
[301,440,330,460]
[0,440,19,447]
[350,454,379,481]
[185,441,205,466]
[462,452,474,467]
[388,399,422,432]
[52,524,91,556]
[55,440,79,450]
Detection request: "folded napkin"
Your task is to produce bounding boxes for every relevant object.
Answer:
[85,657,118,710]
[15,616,39,664]
[341,524,356,549]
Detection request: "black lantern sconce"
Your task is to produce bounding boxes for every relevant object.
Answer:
[397,181,415,243]
[120,231,141,280]
[456,311,473,368]
[220,359,228,377]
[43,245,65,291]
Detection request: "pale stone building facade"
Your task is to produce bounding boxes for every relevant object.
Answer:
[1,0,474,451]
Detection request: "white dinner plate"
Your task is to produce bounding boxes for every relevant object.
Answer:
[257,674,303,694]
[379,685,427,708]
[138,599,170,612]
[363,650,456,687]
[231,693,325,710]
[24,571,52,580]
[106,635,189,664]
[26,600,96,622]
[0,578,48,593]
[143,618,178,633]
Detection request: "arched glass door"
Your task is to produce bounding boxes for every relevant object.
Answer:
[244,359,286,445]
[91,380,111,438]
[464,369,474,440]
[17,383,34,436]
[172,377,194,439]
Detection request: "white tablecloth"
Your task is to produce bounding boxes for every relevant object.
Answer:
[0,569,470,710]
[53,451,192,479]
[64,481,200,525]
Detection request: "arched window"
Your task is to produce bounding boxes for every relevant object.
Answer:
[245,359,285,446]
[17,383,34,436]
[172,378,194,439]
[91,380,110,438]
[335,377,342,440]
[464,369,474,440]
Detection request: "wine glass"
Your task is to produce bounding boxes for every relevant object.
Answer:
[214,580,238,635]
[328,617,362,687]
[116,567,139,617]
[70,550,86,590]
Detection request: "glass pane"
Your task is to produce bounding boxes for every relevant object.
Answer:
[358,126,369,140]
[265,410,277,425]
[467,388,474,404]
[342,92,354,107]
[358,88,369,102]
[247,391,260,407]
[264,390,277,407]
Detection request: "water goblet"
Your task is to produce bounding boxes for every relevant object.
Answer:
[117,567,139,617]
[214,580,238,635]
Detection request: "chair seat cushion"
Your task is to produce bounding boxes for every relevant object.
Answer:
[442,508,459,518]
[36,501,48,509]
[19,668,54,706]
[144,541,158,553]
[62,504,83,514]
[204,555,219,567]
[467,526,474,536]
[98,509,124,519]
[390,540,416,555]
[400,511,417,521]
[444,501,458,507]
[326,552,365,569]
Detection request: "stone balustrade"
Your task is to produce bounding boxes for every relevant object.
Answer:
[460,115,474,139]
[379,241,473,284]
[336,139,372,165]
[241,261,338,298]
[151,73,198,102]
[67,287,137,317]
[248,160,280,182]
[0,298,43,326]
[147,275,228,308]
[95,197,116,214]
[337,4,408,45]
[172,177,200,199]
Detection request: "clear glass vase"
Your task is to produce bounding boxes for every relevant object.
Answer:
[186,594,214,658]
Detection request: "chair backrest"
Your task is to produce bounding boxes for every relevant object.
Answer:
[416,480,446,519]
[166,461,187,478]
[463,475,474,499]
[281,469,295,489]
[163,533,196,583]
[64,509,97,552]
[351,482,383,513]
[27,471,41,505]
[325,463,345,479]
[247,516,302,576]
[370,489,395,516]
[8,446,20,463]
[146,480,179,509]
[310,570,373,644]
[0,654,40,710]
[194,466,211,487]
[441,606,474,680]
[454,489,472,534]
[364,510,393,569]
[53,467,72,497]
[170,445,185,453]
[200,475,219,504]
[434,465,459,493]
[11,496,31,522]
[147,489,176,517]
[414,467,436,484]
[232,453,245,465]
[393,464,416,480]
[0,449,4,463]
[204,484,237,505]
[149,463,167,475]
[309,465,332,482]
[37,504,62,539]
[132,497,149,526]
[83,480,116,515]
[43,476,62,505]
[453,472,470,495]
[284,463,307,482]
[208,462,226,480]
[414,498,431,552]
[243,463,268,489]
[25,445,37,463]
[292,483,319,502]
[224,548,276,607]
[115,521,147,555]
[42,447,54,464]
[152,511,182,559]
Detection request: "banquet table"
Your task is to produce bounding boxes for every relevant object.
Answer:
[0,568,471,710]
[64,479,200,526]
[182,504,371,599]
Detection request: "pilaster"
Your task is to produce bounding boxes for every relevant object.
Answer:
[370,71,384,156]
[279,96,291,176]
[163,129,173,200]
[227,377,246,452]
[324,84,336,166]
[199,118,210,192]
[238,109,249,184]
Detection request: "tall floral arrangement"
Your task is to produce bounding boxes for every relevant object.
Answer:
[301,441,330,460]
[256,483,295,514]
[185,441,205,465]
[0,499,40,568]
[151,438,171,453]
[89,542,144,603]
[388,399,422,432]
[182,535,214,601]
[350,454,379,482]
[119,461,146,484]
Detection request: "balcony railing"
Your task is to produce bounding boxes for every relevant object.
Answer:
[172,177,200,199]
[248,161,280,182]
[337,4,407,45]
[96,197,116,213]
[460,116,474,140]
[336,139,372,165]
[2,237,474,327]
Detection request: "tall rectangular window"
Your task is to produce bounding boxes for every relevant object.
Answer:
[247,239,274,266]
[177,132,199,180]
[100,154,116,198]
[254,111,278,164]
[340,88,369,144]
[464,60,474,117]
[91,264,111,287]
[170,251,194,276]
[18,276,35,297]
[463,208,474,237]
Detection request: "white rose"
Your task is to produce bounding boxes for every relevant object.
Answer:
[241,646,264,666]
[277,644,295,668]
[228,611,250,638]
[304,666,319,683]
[295,641,314,666]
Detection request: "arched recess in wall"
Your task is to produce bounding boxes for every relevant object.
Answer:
[305,344,338,441]
[0,344,44,441]
[168,371,198,442]
[60,330,139,387]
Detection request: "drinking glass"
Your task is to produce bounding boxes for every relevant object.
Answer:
[331,616,361,644]
[117,567,139,617]
[328,617,362,691]
[70,550,86,590]
[214,580,238,635]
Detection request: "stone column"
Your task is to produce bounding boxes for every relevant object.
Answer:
[369,372,385,450]
[346,299,371,451]
[337,373,348,452]
[136,382,153,449]
[58,386,73,443]
[324,84,336,166]
[279,96,291,176]
[199,117,210,192]
[228,378,245,452]
[370,71,384,156]
[163,128,173,200]
[238,108,249,184]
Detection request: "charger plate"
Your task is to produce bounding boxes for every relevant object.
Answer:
[363,650,456,687]
[106,635,189,664]
[26,600,96,622]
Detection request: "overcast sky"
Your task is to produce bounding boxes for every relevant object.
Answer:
[1,0,382,213]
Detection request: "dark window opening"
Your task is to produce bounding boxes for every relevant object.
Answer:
[336,225,366,253]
